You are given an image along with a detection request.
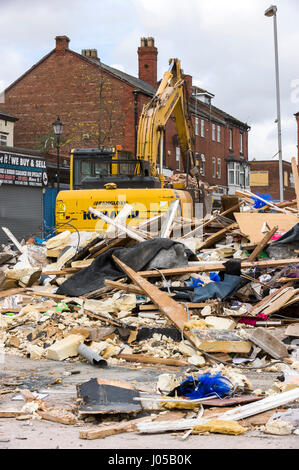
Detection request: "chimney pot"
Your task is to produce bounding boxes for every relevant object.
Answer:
[138,37,158,88]
[81,49,98,58]
[55,35,70,53]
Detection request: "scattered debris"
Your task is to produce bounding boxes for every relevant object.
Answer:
[1,184,299,441]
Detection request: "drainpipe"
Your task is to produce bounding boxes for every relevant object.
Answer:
[133,90,139,157]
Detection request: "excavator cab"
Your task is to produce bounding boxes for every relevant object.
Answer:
[71,147,161,190]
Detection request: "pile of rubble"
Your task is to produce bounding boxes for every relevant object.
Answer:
[1,166,299,440]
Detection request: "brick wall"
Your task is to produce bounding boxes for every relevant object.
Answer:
[2,41,148,157]
[250,160,295,201]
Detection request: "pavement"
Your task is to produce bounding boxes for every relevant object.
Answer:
[0,353,298,450]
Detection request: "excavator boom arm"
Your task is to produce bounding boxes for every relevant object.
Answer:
[136,59,197,178]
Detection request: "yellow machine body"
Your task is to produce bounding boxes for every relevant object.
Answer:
[56,187,193,233]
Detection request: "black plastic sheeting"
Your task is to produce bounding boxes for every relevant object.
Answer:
[266,222,299,259]
[173,259,249,302]
[57,238,196,297]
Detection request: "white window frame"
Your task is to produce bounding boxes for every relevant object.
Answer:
[217,158,221,179]
[201,119,205,137]
[176,147,181,171]
[240,131,243,154]
[229,128,233,150]
[212,157,216,178]
[212,123,216,141]
[217,125,221,143]
[240,165,245,187]
[228,162,242,186]
[0,132,8,146]
[201,154,205,176]
[195,117,199,136]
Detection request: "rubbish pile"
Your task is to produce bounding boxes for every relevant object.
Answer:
[1,173,299,440]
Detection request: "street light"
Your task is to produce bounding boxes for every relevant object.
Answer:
[52,116,64,193]
[264,4,283,202]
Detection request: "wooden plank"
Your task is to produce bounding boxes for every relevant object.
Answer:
[112,256,201,349]
[0,287,27,299]
[181,203,241,240]
[139,303,208,310]
[88,207,146,242]
[248,285,295,317]
[235,190,291,214]
[116,354,189,367]
[196,223,238,250]
[137,258,299,278]
[37,410,77,425]
[234,212,298,244]
[89,237,125,258]
[79,416,152,440]
[104,279,144,295]
[291,156,299,213]
[0,410,24,418]
[248,225,278,261]
[160,199,180,238]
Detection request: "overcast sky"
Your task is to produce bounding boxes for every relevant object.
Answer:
[1,0,299,162]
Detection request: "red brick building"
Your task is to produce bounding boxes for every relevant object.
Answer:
[249,159,295,202]
[1,35,250,199]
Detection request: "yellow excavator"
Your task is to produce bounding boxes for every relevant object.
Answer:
[55,59,201,232]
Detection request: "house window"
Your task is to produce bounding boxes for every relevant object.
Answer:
[229,128,233,150]
[201,119,205,137]
[240,132,243,154]
[228,162,241,186]
[0,132,8,146]
[228,162,235,185]
[217,125,221,143]
[212,157,216,178]
[217,158,221,178]
[176,147,181,170]
[212,123,216,141]
[195,117,199,136]
[201,154,205,176]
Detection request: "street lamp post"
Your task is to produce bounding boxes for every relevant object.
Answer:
[52,116,64,193]
[265,5,283,202]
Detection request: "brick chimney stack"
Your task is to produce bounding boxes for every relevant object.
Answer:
[183,74,192,96]
[138,37,158,88]
[55,36,70,54]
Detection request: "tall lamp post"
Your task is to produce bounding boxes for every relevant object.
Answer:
[52,116,64,193]
[265,5,283,202]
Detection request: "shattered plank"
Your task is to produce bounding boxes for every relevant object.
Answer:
[37,410,77,425]
[248,225,278,261]
[88,207,146,242]
[137,258,299,278]
[116,354,189,367]
[79,416,153,440]
[113,256,188,332]
[112,256,204,351]
[104,279,145,295]
[160,199,180,238]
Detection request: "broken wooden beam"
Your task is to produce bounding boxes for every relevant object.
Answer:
[88,207,146,242]
[116,354,189,367]
[136,258,299,278]
[104,279,145,295]
[248,225,278,261]
[79,416,152,440]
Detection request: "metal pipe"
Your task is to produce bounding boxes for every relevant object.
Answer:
[77,343,107,367]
